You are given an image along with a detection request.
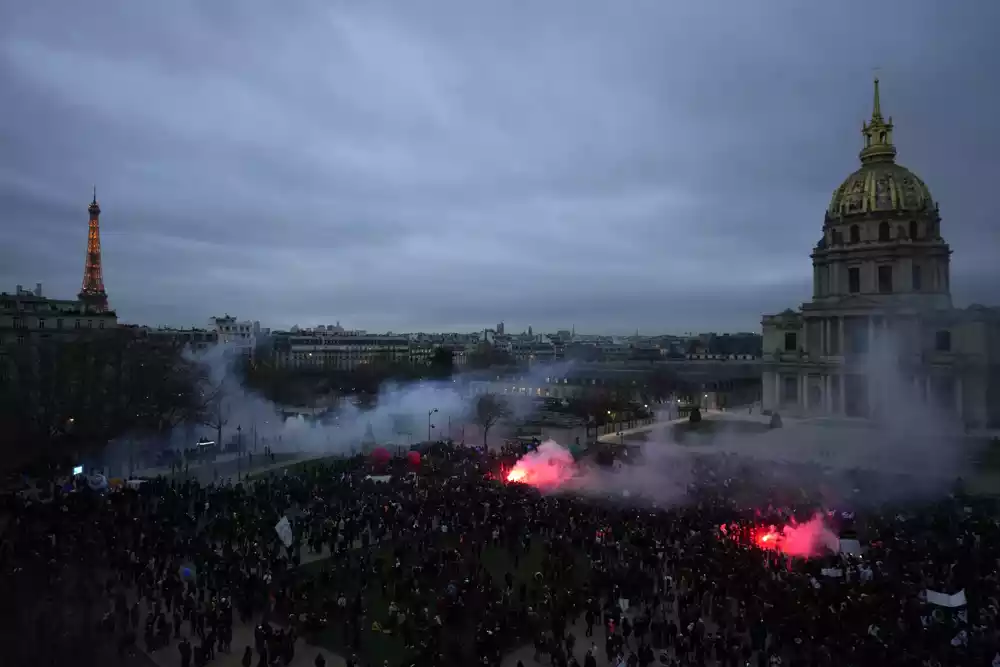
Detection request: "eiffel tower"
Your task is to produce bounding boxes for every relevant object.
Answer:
[78,187,109,312]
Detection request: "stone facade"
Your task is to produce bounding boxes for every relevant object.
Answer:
[761,80,1000,428]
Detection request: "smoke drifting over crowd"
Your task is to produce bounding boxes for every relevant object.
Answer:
[159,344,574,457]
[504,438,693,507]
[499,328,974,514]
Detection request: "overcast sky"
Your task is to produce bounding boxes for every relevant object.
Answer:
[2,1,997,334]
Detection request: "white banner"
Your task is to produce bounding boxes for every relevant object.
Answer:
[925,589,967,608]
[274,516,293,548]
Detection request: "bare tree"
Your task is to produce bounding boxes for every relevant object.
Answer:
[473,394,510,448]
[201,384,230,447]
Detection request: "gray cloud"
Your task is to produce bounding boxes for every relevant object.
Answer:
[2,0,998,333]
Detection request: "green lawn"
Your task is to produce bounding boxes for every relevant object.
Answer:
[670,418,771,444]
[247,454,349,479]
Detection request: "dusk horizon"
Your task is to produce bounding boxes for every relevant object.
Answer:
[3,1,998,333]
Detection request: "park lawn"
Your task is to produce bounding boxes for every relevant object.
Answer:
[247,454,349,479]
[670,418,770,444]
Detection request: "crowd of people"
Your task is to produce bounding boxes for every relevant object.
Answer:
[2,438,999,667]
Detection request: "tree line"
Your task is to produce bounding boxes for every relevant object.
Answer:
[0,332,209,473]
[240,346,461,406]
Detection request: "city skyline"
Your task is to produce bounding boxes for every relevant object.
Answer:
[2,1,998,334]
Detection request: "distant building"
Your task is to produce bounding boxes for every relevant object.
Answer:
[210,314,266,358]
[134,326,218,351]
[0,283,118,345]
[266,329,411,370]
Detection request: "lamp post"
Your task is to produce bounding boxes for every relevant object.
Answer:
[427,408,438,442]
[236,425,242,481]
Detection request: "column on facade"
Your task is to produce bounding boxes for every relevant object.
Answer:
[838,372,846,414]
[774,372,781,408]
[823,374,832,412]
[838,317,845,355]
[867,316,875,352]
[955,377,963,419]
[820,318,828,357]
[801,374,809,411]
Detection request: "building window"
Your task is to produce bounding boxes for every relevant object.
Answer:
[38,319,45,329]
[878,221,891,242]
[935,330,951,352]
[848,267,861,294]
[912,264,922,291]
[878,265,893,293]
[783,332,797,352]
[57,318,64,329]
[99,320,105,329]
[849,225,860,243]
[909,220,918,240]
[12,317,22,329]
[75,319,81,329]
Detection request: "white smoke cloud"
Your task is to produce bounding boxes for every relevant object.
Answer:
[150,343,581,455]
[506,330,971,509]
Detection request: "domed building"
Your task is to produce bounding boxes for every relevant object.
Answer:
[761,80,999,427]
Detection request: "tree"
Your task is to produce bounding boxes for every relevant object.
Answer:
[0,332,206,472]
[428,346,455,378]
[645,366,679,402]
[473,394,510,447]
[200,384,230,447]
[467,343,514,369]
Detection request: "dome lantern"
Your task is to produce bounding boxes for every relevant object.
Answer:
[859,78,897,165]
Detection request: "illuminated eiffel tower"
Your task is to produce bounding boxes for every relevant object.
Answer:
[78,187,109,312]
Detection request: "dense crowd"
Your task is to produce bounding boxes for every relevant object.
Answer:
[2,439,999,667]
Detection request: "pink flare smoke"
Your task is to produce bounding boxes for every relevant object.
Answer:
[752,515,836,558]
[506,441,577,492]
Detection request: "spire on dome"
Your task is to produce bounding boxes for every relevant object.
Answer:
[860,77,896,164]
[871,78,883,121]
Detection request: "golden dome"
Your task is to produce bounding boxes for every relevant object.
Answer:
[827,162,934,218]
[826,79,937,219]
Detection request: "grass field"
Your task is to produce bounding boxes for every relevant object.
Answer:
[670,417,771,444]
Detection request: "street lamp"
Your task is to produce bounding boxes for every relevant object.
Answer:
[427,408,438,442]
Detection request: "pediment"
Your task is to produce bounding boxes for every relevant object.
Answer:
[829,295,882,309]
